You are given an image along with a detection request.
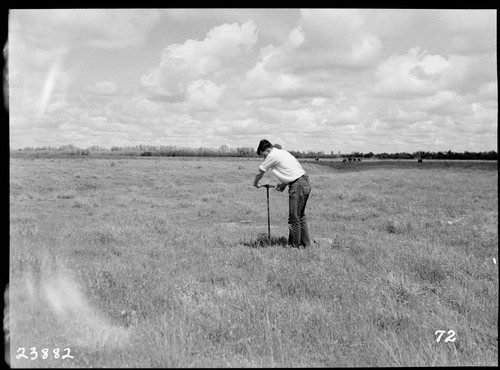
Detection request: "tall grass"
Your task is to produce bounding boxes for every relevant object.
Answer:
[9,157,498,367]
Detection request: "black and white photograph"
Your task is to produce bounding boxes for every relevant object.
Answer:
[7,8,498,367]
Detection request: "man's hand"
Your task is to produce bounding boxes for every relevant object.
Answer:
[276,183,286,192]
[253,169,265,189]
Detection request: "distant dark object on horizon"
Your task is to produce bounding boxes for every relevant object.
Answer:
[418,159,423,163]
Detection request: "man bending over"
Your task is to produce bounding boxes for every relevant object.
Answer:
[253,139,312,248]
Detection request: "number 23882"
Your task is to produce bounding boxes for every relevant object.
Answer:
[16,347,74,360]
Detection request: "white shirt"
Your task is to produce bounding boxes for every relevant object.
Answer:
[259,148,305,184]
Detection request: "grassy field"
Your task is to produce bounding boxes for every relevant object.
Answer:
[8,156,498,367]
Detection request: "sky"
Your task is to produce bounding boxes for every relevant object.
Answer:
[7,9,498,154]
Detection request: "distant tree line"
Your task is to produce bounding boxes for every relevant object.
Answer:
[370,150,498,161]
[11,145,498,160]
[291,149,497,161]
[12,144,256,157]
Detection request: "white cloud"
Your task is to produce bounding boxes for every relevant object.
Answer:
[250,9,383,77]
[382,105,429,124]
[162,9,300,46]
[374,47,454,98]
[363,9,496,57]
[85,80,119,95]
[446,53,497,94]
[417,54,452,75]
[9,9,159,121]
[311,97,326,107]
[240,48,304,99]
[210,117,262,136]
[469,102,498,126]
[293,9,383,70]
[334,107,360,126]
[412,91,471,116]
[445,10,497,55]
[287,26,305,48]
[9,52,72,118]
[141,20,257,102]
[478,81,498,100]
[239,9,384,100]
[10,9,161,50]
[204,21,258,59]
[186,79,225,111]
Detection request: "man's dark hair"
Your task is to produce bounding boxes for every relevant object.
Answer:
[257,139,273,155]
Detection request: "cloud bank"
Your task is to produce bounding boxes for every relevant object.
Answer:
[9,9,497,153]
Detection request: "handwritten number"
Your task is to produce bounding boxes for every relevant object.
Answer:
[16,347,73,360]
[62,348,74,359]
[445,330,456,342]
[16,348,28,360]
[30,347,38,360]
[435,330,456,343]
[434,330,446,342]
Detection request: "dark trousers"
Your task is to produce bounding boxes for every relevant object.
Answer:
[288,175,311,247]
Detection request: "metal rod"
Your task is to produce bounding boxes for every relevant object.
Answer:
[261,184,275,242]
[266,186,270,240]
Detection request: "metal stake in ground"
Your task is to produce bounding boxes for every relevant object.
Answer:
[262,184,276,241]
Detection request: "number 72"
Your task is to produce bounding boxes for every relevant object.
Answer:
[435,330,456,342]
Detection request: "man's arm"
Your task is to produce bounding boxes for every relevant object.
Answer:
[253,169,266,188]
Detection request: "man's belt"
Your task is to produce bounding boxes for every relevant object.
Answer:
[288,174,306,186]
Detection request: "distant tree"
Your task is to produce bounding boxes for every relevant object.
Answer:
[289,150,303,158]
[236,147,254,157]
[486,150,498,160]
[395,152,413,159]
